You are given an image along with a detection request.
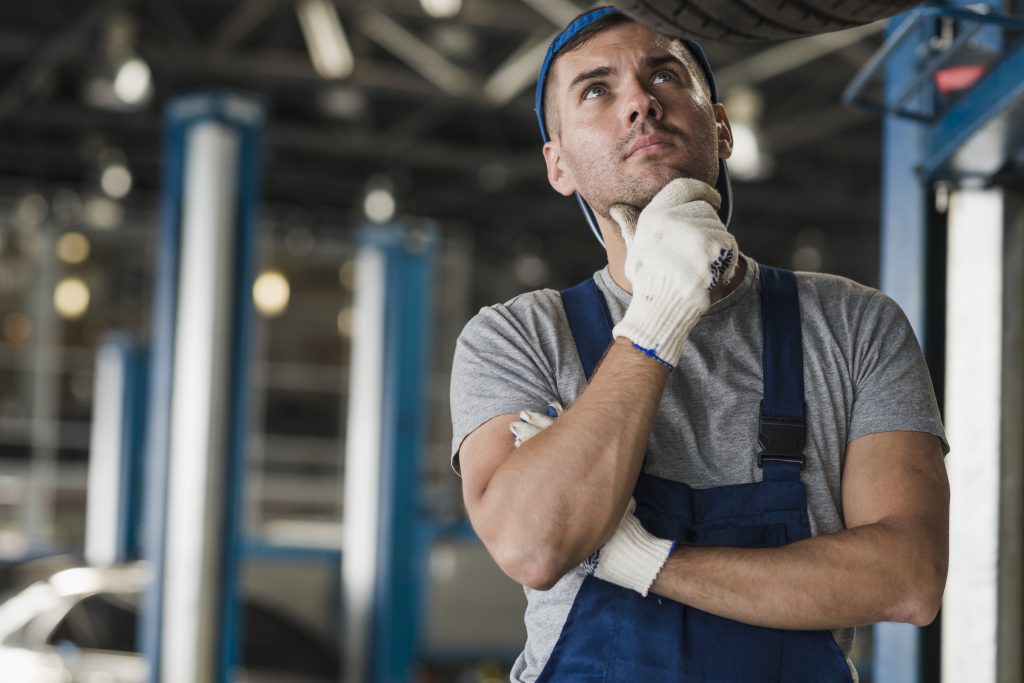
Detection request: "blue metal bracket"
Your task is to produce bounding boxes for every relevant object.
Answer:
[843,3,1024,123]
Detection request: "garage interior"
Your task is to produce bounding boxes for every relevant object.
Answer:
[0,0,1021,682]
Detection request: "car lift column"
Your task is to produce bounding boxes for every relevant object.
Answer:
[342,224,436,683]
[139,92,264,683]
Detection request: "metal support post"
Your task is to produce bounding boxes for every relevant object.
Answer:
[84,334,148,566]
[342,224,437,683]
[139,91,264,683]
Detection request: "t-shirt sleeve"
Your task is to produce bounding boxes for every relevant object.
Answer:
[449,300,562,475]
[848,291,949,453]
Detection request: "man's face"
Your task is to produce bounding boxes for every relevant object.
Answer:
[543,21,732,218]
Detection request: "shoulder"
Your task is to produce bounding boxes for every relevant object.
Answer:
[792,270,900,326]
[457,287,567,344]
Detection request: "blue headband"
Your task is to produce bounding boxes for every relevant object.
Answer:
[535,6,733,245]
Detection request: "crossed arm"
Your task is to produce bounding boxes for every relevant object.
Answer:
[459,341,949,630]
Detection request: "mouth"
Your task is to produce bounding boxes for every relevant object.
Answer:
[626,134,673,159]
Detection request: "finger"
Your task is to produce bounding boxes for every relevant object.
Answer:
[649,178,721,213]
[545,400,565,418]
[609,204,639,248]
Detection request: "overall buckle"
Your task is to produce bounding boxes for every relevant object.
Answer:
[757,402,806,469]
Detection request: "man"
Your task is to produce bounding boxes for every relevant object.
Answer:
[450,7,949,682]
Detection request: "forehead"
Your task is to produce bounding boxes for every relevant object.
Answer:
[553,21,689,85]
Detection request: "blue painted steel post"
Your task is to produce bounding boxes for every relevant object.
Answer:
[138,91,264,683]
[341,224,437,683]
[875,10,932,683]
[374,225,436,683]
[84,334,148,566]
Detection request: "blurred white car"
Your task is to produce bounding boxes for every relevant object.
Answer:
[0,563,339,683]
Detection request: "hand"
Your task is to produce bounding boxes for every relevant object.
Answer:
[510,402,672,597]
[585,498,674,597]
[610,178,738,368]
[510,400,564,448]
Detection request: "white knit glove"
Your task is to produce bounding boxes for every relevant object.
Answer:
[610,178,738,368]
[509,406,673,597]
[585,498,674,597]
[509,400,564,447]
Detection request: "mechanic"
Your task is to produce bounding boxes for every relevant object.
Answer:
[450,6,949,682]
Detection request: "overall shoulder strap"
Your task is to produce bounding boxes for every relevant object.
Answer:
[758,265,806,481]
[560,279,614,382]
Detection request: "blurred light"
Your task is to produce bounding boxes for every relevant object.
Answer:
[52,189,84,222]
[50,567,106,596]
[284,227,315,256]
[84,196,124,230]
[421,0,462,18]
[724,87,771,181]
[514,254,549,286]
[15,193,48,227]
[478,162,508,192]
[338,259,356,290]
[54,277,90,320]
[791,246,822,272]
[112,57,152,105]
[364,187,395,224]
[729,123,768,180]
[297,0,355,79]
[337,305,355,337]
[56,231,91,264]
[100,162,133,199]
[2,312,32,343]
[317,86,367,120]
[253,270,290,318]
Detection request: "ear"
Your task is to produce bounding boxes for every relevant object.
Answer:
[543,139,576,197]
[713,103,733,161]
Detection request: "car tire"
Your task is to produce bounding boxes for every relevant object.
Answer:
[610,0,925,41]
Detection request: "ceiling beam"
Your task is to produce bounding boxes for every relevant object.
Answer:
[358,10,478,98]
[715,21,884,92]
[483,30,556,107]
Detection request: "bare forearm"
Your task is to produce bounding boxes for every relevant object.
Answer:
[479,338,668,584]
[650,518,946,630]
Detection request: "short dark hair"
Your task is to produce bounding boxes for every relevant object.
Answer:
[541,11,711,140]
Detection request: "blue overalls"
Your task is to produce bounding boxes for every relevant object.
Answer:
[537,265,854,682]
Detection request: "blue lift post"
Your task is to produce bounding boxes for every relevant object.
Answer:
[342,223,437,683]
[139,91,264,683]
[84,334,148,567]
[844,2,1024,681]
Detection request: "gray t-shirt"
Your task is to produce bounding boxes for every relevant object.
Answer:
[450,257,947,682]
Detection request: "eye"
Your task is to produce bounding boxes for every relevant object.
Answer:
[652,69,677,85]
[582,83,608,100]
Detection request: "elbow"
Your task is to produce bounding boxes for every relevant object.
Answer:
[896,558,947,627]
[491,537,573,591]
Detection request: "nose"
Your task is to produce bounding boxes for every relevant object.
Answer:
[623,78,662,127]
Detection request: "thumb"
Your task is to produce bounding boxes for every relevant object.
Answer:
[609,204,639,250]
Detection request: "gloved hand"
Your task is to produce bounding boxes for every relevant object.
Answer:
[585,498,674,597]
[510,401,673,597]
[510,400,564,447]
[610,178,738,368]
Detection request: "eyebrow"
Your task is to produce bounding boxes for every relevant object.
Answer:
[566,54,685,94]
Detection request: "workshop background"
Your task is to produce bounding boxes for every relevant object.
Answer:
[0,0,1021,682]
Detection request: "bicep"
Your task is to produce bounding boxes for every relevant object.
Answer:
[842,431,949,536]
[459,413,520,514]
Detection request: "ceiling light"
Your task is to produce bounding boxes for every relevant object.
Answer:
[253,270,290,318]
[54,277,90,320]
[56,232,91,265]
[363,176,396,223]
[100,163,133,199]
[297,0,355,79]
[421,0,462,19]
[112,57,153,106]
[364,188,395,224]
[2,312,32,344]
